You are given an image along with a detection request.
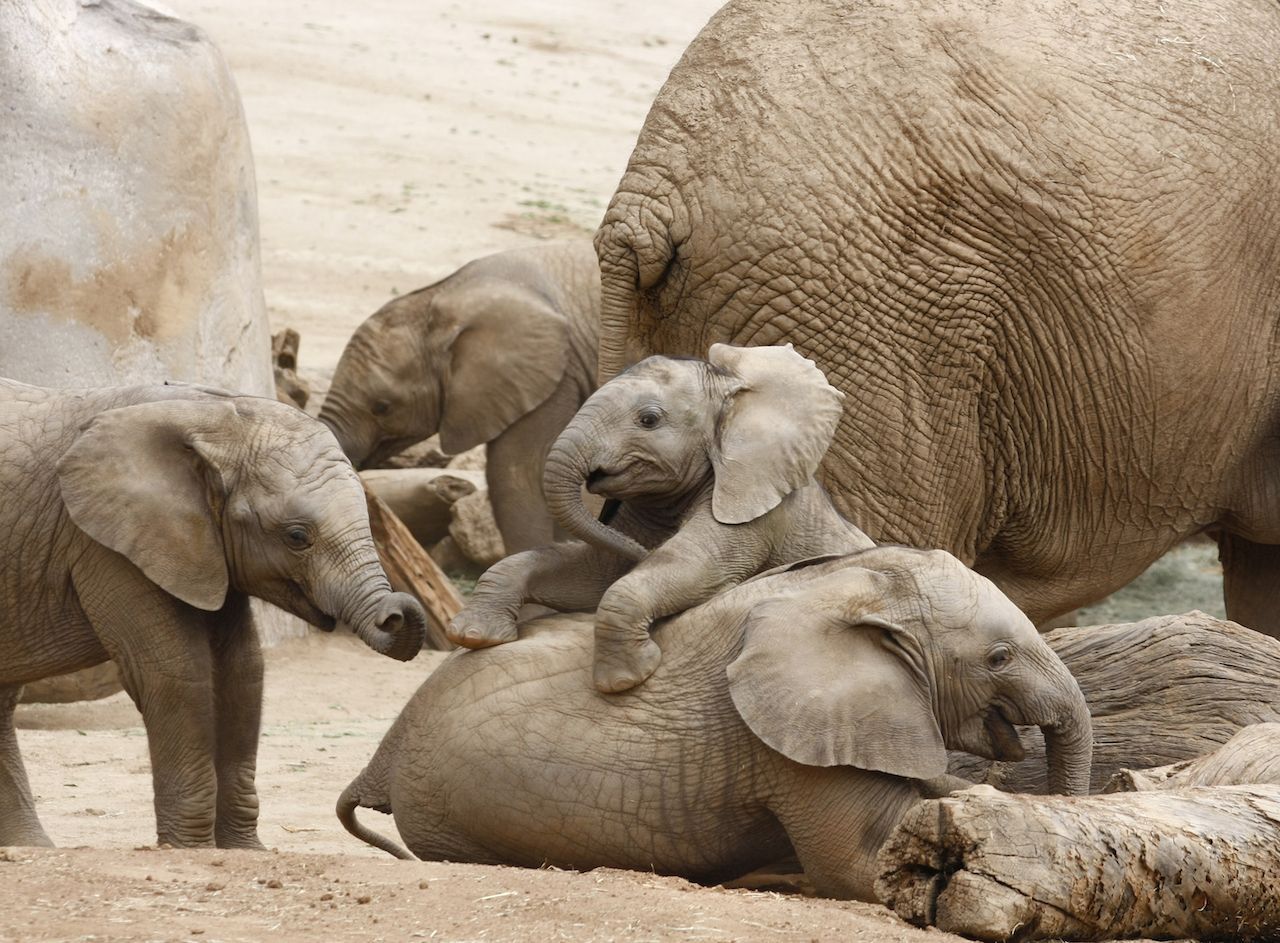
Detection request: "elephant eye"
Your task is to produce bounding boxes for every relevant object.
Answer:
[636,407,664,429]
[371,400,391,417]
[284,525,314,550]
[986,645,1013,670]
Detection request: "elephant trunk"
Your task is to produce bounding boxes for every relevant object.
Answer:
[542,428,647,562]
[1038,667,1094,796]
[330,556,425,661]
[349,591,426,662]
[318,388,376,469]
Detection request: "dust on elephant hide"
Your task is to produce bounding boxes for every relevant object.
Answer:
[0,379,425,850]
[319,240,601,555]
[340,547,1092,901]
[593,0,1280,634]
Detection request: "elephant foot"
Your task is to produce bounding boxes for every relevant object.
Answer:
[593,636,662,693]
[0,822,54,848]
[446,607,519,650]
[216,831,267,850]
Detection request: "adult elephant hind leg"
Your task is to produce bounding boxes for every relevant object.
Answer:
[1219,532,1280,638]
[0,683,53,847]
[211,594,265,850]
[72,551,220,848]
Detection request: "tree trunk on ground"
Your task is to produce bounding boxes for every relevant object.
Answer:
[363,484,461,650]
[948,612,1280,792]
[877,784,1280,941]
[360,469,481,549]
[1105,723,1280,793]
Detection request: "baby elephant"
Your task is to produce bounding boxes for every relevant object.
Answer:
[0,379,425,849]
[447,343,872,692]
[319,240,600,553]
[342,548,1093,900]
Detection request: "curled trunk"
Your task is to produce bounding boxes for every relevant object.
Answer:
[542,432,646,562]
[1039,667,1093,796]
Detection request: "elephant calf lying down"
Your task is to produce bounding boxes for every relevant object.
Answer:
[341,547,1092,901]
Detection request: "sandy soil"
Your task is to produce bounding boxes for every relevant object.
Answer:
[6,2,978,940]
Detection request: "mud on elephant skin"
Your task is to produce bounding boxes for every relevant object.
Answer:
[447,343,872,692]
[318,240,601,555]
[0,378,425,850]
[594,0,1280,634]
[341,547,1091,901]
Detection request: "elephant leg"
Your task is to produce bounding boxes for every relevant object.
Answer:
[0,683,52,847]
[593,525,763,693]
[768,766,921,901]
[72,551,219,847]
[211,594,265,849]
[1218,532,1280,637]
[447,542,629,649]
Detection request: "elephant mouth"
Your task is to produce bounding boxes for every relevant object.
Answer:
[287,581,337,631]
[983,706,1026,762]
[585,467,622,495]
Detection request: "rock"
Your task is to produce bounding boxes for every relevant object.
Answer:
[449,492,507,567]
[359,469,483,549]
[0,0,306,691]
[0,0,272,395]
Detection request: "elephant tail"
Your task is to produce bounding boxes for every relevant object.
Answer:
[336,768,414,861]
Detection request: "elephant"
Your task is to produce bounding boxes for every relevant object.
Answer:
[593,0,1280,634]
[0,379,426,849]
[318,240,601,554]
[339,546,1093,901]
[446,343,872,692]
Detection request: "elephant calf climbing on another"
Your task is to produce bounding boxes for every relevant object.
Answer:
[0,379,426,849]
[341,547,1093,900]
[318,240,600,554]
[447,343,872,692]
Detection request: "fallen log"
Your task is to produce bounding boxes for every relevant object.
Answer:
[948,612,1280,792]
[363,482,461,650]
[1106,722,1280,793]
[876,784,1280,941]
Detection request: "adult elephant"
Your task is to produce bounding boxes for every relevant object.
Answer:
[594,0,1280,631]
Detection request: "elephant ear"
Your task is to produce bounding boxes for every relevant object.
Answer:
[726,568,946,779]
[437,283,571,455]
[707,343,844,525]
[56,398,239,611]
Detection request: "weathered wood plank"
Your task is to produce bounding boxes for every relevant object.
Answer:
[363,483,461,651]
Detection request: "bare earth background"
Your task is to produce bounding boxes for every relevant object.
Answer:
[5,1,1214,940]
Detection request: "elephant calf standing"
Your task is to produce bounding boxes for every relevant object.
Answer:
[319,240,601,554]
[340,547,1092,901]
[0,379,425,849]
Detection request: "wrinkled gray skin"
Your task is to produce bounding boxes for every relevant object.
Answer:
[595,0,1280,634]
[340,547,1092,901]
[447,344,872,692]
[0,379,425,849]
[319,241,600,553]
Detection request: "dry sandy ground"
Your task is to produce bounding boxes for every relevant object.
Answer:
[7,2,977,941]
